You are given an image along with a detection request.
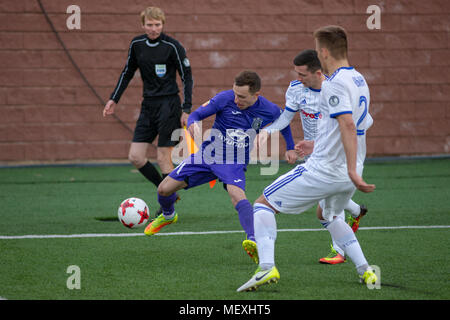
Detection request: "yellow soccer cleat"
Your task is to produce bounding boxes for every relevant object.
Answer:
[144,213,178,236]
[360,269,378,285]
[242,239,259,264]
[236,266,280,292]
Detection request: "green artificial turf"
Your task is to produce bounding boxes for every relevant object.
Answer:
[0,159,449,301]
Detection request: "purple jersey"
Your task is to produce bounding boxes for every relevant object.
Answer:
[187,90,294,164]
[170,90,294,191]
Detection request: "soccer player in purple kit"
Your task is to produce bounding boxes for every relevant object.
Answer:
[144,70,296,261]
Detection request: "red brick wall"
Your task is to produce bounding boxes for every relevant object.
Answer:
[0,0,449,163]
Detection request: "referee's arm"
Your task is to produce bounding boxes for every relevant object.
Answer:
[110,41,139,104]
[174,42,194,114]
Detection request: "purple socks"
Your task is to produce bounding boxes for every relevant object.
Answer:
[157,193,178,216]
[235,199,255,241]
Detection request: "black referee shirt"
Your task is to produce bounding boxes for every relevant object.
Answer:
[110,33,194,112]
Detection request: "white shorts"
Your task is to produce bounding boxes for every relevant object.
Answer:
[263,165,356,221]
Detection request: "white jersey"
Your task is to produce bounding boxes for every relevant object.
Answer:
[305,67,373,182]
[264,80,321,141]
[285,80,322,141]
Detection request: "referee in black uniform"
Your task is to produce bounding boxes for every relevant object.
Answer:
[103,7,193,195]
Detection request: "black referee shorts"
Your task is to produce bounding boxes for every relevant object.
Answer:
[132,94,182,147]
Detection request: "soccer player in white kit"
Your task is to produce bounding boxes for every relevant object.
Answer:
[263,49,368,265]
[237,26,377,292]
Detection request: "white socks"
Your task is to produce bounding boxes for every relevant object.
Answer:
[320,211,346,257]
[253,203,369,275]
[254,203,277,270]
[345,199,361,218]
[326,216,368,275]
[332,238,345,256]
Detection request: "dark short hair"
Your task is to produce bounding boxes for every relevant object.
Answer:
[234,70,261,94]
[293,49,322,72]
[313,25,348,60]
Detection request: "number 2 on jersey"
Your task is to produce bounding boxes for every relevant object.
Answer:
[357,96,368,136]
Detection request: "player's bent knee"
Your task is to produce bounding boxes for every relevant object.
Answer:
[157,177,184,197]
[128,152,146,168]
[254,195,279,214]
[254,194,266,204]
[157,184,171,197]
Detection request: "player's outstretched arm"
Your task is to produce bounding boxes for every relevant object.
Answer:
[337,113,375,193]
[264,109,296,133]
[186,98,223,139]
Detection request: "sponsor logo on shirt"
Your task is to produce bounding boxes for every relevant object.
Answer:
[215,129,254,148]
[226,129,250,143]
[301,109,322,119]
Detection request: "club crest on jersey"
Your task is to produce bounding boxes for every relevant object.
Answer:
[251,117,263,130]
[155,64,166,77]
[329,95,340,107]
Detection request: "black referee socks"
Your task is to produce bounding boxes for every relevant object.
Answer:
[138,161,163,187]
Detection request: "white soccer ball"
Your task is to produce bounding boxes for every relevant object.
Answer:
[118,197,150,229]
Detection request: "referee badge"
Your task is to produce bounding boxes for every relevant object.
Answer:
[155,64,166,78]
[329,95,340,107]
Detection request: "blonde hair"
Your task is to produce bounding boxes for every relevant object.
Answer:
[140,7,166,25]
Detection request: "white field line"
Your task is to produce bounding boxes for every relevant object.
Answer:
[0,225,449,240]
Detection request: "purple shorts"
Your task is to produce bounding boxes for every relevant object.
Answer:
[169,153,247,191]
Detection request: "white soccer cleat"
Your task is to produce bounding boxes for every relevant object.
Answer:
[236,266,280,292]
